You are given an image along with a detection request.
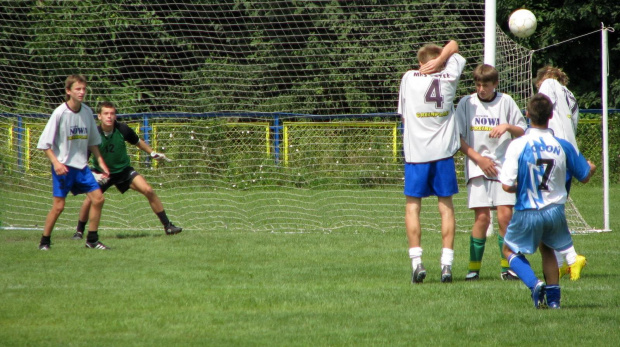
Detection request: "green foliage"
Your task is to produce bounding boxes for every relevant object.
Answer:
[497,0,620,108]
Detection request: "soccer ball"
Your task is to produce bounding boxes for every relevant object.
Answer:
[508,9,537,38]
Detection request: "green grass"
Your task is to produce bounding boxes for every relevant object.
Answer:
[1,184,619,346]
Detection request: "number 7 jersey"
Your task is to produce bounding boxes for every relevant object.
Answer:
[398,53,466,163]
[499,127,591,211]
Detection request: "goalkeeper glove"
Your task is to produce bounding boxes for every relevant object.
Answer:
[151,151,171,162]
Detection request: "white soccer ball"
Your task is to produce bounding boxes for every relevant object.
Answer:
[508,9,537,38]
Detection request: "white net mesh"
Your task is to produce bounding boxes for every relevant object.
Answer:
[0,1,594,233]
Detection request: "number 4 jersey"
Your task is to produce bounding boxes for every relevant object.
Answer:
[498,127,591,211]
[398,53,466,163]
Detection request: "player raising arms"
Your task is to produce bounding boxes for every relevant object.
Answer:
[72,101,182,239]
[398,40,466,283]
[456,64,526,281]
[37,74,111,250]
[535,65,587,280]
[499,93,595,308]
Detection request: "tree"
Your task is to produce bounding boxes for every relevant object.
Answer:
[498,0,620,108]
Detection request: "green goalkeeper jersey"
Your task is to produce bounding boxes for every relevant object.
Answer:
[91,121,140,174]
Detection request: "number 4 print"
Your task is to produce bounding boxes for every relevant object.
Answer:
[425,78,444,109]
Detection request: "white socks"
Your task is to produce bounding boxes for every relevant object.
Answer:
[409,247,454,268]
[556,246,577,266]
[409,247,423,269]
[441,248,454,267]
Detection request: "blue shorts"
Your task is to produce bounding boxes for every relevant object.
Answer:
[404,158,458,198]
[51,166,100,198]
[504,204,573,255]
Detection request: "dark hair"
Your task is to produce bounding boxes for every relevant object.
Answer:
[472,64,498,84]
[527,93,553,126]
[96,101,116,114]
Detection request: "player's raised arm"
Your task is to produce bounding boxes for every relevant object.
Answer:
[419,40,459,74]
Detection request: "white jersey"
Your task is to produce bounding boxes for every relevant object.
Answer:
[456,92,526,180]
[37,102,101,169]
[398,53,466,163]
[538,78,579,152]
[499,128,591,211]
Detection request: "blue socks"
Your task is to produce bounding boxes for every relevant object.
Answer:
[508,253,539,290]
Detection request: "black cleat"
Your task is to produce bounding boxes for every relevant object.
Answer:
[465,271,480,281]
[39,244,51,250]
[72,231,84,240]
[501,269,519,281]
[165,223,183,235]
[441,265,453,283]
[412,263,427,284]
[85,241,111,250]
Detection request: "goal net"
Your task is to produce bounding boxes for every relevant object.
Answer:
[0,1,595,234]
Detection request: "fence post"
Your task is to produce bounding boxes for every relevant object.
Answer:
[272,113,281,165]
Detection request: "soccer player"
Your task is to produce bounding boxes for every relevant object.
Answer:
[37,74,111,250]
[72,101,182,239]
[456,64,526,281]
[499,93,595,308]
[398,40,466,283]
[535,65,587,280]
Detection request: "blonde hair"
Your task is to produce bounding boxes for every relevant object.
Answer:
[417,44,442,65]
[535,66,569,88]
[64,74,87,101]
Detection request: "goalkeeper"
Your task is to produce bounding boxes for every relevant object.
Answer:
[72,101,182,239]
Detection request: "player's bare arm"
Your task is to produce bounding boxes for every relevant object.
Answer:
[489,124,525,138]
[459,137,498,177]
[502,183,517,193]
[89,145,110,176]
[580,161,597,183]
[419,40,459,74]
[43,148,68,175]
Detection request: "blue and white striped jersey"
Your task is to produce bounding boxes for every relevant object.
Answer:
[499,128,590,211]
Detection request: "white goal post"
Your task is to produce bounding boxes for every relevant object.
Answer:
[0,1,602,234]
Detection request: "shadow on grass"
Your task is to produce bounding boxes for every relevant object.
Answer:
[114,232,156,239]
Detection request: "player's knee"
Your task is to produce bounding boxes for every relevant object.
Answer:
[90,194,105,207]
[143,186,156,199]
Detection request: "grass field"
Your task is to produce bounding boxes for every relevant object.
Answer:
[1,183,619,346]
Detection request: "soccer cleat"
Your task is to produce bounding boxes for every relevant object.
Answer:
[85,241,111,250]
[165,223,183,235]
[548,301,561,309]
[465,272,480,281]
[39,244,51,250]
[441,265,453,283]
[559,263,569,278]
[501,269,519,281]
[72,231,84,240]
[569,255,587,281]
[531,281,547,309]
[411,263,427,284]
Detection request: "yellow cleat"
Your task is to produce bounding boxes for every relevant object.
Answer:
[559,263,570,278]
[569,255,587,281]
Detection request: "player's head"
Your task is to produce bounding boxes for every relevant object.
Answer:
[535,65,569,88]
[527,93,553,126]
[64,74,87,102]
[473,64,499,84]
[417,43,442,65]
[97,101,117,127]
[472,64,499,100]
